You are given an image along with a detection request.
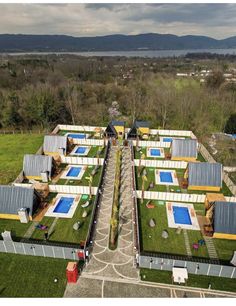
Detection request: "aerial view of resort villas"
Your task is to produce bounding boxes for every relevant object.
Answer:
[0,120,236,296]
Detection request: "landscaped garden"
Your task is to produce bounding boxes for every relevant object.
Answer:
[135,167,185,193]
[56,164,102,187]
[31,195,95,245]
[138,199,209,258]
[138,198,236,262]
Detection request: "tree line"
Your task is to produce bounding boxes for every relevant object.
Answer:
[0,55,235,138]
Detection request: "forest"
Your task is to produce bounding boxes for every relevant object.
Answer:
[0,54,236,141]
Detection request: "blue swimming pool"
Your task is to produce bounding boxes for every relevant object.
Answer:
[53,197,74,214]
[173,206,192,225]
[160,171,173,183]
[66,167,82,177]
[163,137,173,142]
[68,133,86,139]
[75,146,87,154]
[150,148,161,156]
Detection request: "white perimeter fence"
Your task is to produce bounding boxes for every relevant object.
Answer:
[61,156,104,166]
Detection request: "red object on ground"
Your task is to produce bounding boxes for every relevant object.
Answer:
[66,262,78,283]
[146,203,155,209]
[78,249,85,260]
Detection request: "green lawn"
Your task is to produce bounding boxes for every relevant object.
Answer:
[134,147,170,160]
[0,253,68,297]
[0,219,32,240]
[213,238,236,261]
[138,199,209,258]
[0,133,43,184]
[31,196,95,245]
[69,144,105,158]
[57,165,102,186]
[140,268,236,293]
[135,167,184,193]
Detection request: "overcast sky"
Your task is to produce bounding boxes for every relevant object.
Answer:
[0,3,236,39]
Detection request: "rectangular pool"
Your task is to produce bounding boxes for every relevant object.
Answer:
[66,167,82,177]
[150,148,161,157]
[163,137,173,142]
[53,197,74,214]
[160,171,173,183]
[75,147,87,154]
[173,206,192,225]
[68,133,86,139]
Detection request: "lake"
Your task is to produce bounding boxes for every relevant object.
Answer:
[4,48,236,58]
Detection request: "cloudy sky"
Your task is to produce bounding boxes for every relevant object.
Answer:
[0,3,236,39]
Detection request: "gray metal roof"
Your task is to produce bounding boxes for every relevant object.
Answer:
[172,139,197,158]
[111,120,125,126]
[43,135,67,153]
[134,120,150,128]
[188,162,222,187]
[23,154,53,177]
[214,201,236,235]
[0,186,36,216]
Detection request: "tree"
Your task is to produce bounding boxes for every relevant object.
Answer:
[224,113,236,134]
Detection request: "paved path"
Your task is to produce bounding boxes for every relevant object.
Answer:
[64,145,140,297]
[64,273,236,298]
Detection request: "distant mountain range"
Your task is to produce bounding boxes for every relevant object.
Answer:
[0,33,236,52]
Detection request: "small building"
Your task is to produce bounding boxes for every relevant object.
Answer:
[23,154,54,181]
[186,162,222,191]
[43,135,67,156]
[171,139,198,161]
[213,201,236,240]
[0,186,41,220]
[105,121,125,139]
[127,120,150,139]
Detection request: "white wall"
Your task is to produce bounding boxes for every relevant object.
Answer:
[136,190,205,203]
[58,124,106,132]
[49,185,98,195]
[61,156,104,165]
[134,159,187,169]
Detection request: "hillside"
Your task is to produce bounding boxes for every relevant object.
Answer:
[0,33,236,52]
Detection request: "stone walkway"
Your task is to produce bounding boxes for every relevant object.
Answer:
[64,145,139,297]
[204,236,219,261]
[183,229,192,257]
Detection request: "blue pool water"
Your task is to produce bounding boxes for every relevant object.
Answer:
[68,133,86,139]
[150,148,161,156]
[66,167,82,177]
[160,171,173,183]
[53,197,74,213]
[163,137,173,142]
[75,146,87,154]
[173,206,192,225]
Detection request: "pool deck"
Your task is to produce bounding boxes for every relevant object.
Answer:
[166,202,200,230]
[60,165,86,180]
[45,194,81,218]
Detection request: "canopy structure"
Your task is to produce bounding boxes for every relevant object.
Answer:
[43,135,67,154]
[127,120,150,139]
[0,185,40,218]
[23,154,54,179]
[214,201,236,236]
[105,120,125,138]
[188,162,222,189]
[171,138,197,160]
[172,267,188,284]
